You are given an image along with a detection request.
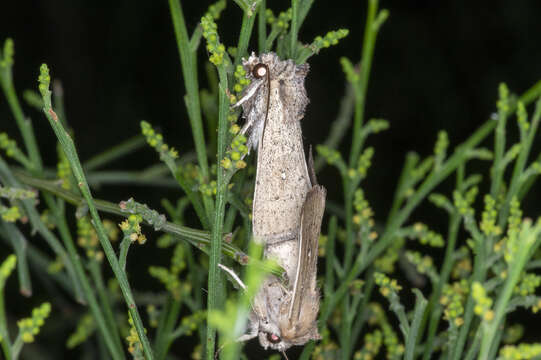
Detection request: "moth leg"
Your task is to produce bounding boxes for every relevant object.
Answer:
[239,116,255,136]
[218,263,247,290]
[237,311,259,342]
[232,78,264,109]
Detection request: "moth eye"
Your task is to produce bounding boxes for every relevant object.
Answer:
[252,63,268,79]
[266,333,281,344]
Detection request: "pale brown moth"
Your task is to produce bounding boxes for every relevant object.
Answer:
[233,52,326,352]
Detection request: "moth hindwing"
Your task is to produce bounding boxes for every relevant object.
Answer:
[234,52,325,352]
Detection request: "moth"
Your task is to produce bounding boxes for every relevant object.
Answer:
[233,52,326,352]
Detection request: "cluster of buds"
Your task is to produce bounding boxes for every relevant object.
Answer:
[0,204,21,222]
[119,214,146,245]
[126,313,146,358]
[409,222,444,247]
[472,281,494,322]
[440,279,468,327]
[354,330,382,360]
[66,314,95,349]
[77,216,104,262]
[17,302,52,343]
[140,121,178,164]
[499,343,541,360]
[374,272,402,298]
[201,14,226,66]
[221,132,248,171]
[311,29,349,54]
[266,8,292,32]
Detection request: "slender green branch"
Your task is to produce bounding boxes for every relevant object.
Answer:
[499,98,541,226]
[39,64,153,359]
[290,0,299,59]
[13,172,272,271]
[319,117,497,326]
[0,40,42,170]
[0,277,12,360]
[235,10,257,66]
[89,261,124,356]
[45,195,125,359]
[168,0,209,181]
[478,224,541,360]
[258,0,266,53]
[405,290,427,360]
[83,135,146,171]
[0,156,85,303]
[348,0,382,166]
[0,222,32,296]
[206,66,230,360]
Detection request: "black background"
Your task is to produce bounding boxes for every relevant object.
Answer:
[2,1,541,358]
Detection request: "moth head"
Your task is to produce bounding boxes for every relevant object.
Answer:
[255,289,321,351]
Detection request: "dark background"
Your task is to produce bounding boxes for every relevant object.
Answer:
[2,0,541,358]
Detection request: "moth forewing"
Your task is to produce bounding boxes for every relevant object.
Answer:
[289,185,326,323]
[235,52,324,352]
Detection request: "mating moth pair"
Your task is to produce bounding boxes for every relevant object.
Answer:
[233,52,326,352]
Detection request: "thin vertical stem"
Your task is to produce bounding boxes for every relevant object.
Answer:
[40,68,152,359]
[235,11,257,66]
[0,64,43,170]
[206,68,230,360]
[348,0,378,166]
[290,0,299,60]
[168,0,209,181]
[258,0,267,53]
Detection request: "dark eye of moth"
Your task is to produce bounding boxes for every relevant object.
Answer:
[267,333,281,344]
[252,63,268,79]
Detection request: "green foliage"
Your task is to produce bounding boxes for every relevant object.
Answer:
[1,1,541,360]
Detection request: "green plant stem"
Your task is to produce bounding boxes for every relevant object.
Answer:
[350,269,374,347]
[42,93,153,359]
[258,0,266,53]
[314,84,355,172]
[451,223,487,360]
[319,117,496,327]
[0,285,12,360]
[0,157,85,302]
[13,171,277,272]
[86,170,178,187]
[421,210,461,360]
[386,152,418,225]
[154,296,182,360]
[46,196,125,359]
[490,101,508,198]
[405,290,427,360]
[119,237,131,271]
[0,222,32,296]
[168,0,209,182]
[499,97,541,227]
[298,0,315,30]
[83,135,146,171]
[206,66,229,360]
[348,0,379,166]
[89,261,124,356]
[11,333,23,360]
[235,10,257,66]
[478,232,541,359]
[0,65,42,170]
[290,0,299,60]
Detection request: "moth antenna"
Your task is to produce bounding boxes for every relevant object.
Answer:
[259,63,271,148]
[281,350,289,360]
